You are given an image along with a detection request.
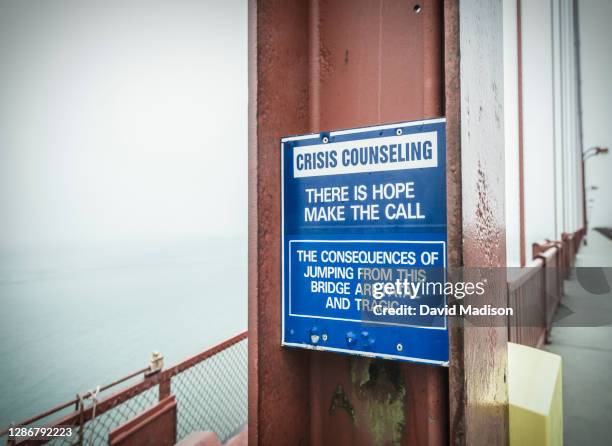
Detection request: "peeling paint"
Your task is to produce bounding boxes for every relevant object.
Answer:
[349,358,406,446]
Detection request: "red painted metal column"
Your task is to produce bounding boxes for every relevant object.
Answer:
[448,0,509,444]
[249,1,508,444]
[249,2,312,445]
[306,2,448,445]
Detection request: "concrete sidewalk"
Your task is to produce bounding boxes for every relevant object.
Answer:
[544,230,612,446]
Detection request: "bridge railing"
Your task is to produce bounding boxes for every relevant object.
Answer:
[507,258,547,348]
[508,227,584,348]
[1,332,247,446]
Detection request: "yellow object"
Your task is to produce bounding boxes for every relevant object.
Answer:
[508,342,563,446]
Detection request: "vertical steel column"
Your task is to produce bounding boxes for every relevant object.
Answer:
[444,1,465,444]
[249,1,312,445]
[306,2,447,445]
[250,0,508,444]
[573,0,586,234]
[450,0,509,445]
[516,0,527,266]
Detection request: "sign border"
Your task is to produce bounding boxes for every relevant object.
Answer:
[288,239,447,330]
[281,118,448,366]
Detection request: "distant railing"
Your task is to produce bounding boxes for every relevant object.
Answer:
[537,246,562,331]
[561,227,586,275]
[508,227,584,348]
[507,258,547,348]
[1,331,247,446]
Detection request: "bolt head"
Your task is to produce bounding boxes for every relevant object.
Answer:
[345,331,357,346]
[309,326,321,344]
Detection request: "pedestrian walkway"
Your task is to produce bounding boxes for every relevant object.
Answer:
[544,230,612,446]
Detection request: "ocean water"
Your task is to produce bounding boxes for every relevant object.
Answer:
[0,237,247,429]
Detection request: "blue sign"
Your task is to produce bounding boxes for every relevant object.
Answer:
[281,118,448,365]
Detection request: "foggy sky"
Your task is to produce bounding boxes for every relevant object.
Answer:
[0,0,247,248]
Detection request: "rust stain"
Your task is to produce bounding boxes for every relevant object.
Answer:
[474,162,502,267]
[347,359,406,446]
[329,384,356,423]
[319,45,333,80]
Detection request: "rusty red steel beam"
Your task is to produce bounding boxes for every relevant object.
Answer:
[250,1,511,444]
[248,1,313,445]
[250,1,450,445]
[444,0,462,270]
[451,0,508,443]
[306,1,448,445]
[444,0,466,443]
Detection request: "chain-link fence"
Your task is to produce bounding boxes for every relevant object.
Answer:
[172,338,247,442]
[40,387,160,446]
[1,332,247,446]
